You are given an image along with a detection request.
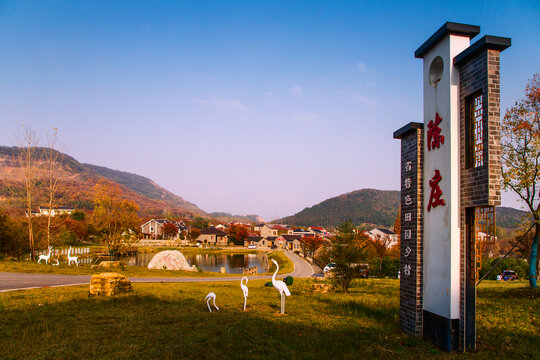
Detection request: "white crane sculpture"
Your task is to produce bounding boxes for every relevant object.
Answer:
[240,277,249,311]
[271,259,291,314]
[67,246,79,267]
[205,292,219,312]
[37,246,53,264]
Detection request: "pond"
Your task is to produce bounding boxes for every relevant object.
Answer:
[93,252,270,274]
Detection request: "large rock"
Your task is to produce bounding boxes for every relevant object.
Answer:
[89,272,132,296]
[147,250,198,272]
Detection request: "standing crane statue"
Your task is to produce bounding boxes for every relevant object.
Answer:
[240,277,249,311]
[271,259,291,314]
[205,292,219,312]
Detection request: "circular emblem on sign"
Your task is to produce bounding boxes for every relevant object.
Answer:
[429,56,444,87]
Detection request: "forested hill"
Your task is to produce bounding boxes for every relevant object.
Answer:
[84,163,201,214]
[496,206,530,228]
[279,189,400,228]
[0,146,204,217]
[279,187,529,230]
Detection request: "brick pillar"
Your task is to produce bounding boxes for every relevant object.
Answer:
[455,35,510,351]
[394,122,424,335]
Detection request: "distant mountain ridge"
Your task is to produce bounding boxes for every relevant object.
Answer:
[279,188,528,230]
[209,212,264,223]
[280,189,400,228]
[84,163,201,214]
[0,146,204,217]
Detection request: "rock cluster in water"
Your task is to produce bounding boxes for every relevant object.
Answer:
[147,250,198,272]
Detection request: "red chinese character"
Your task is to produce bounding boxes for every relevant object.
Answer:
[427,113,445,151]
[427,169,445,211]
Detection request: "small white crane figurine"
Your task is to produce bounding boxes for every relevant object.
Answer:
[53,259,60,266]
[205,292,219,312]
[67,246,79,267]
[271,259,291,314]
[240,277,249,311]
[37,246,53,264]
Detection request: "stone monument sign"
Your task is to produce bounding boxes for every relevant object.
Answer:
[394,22,510,351]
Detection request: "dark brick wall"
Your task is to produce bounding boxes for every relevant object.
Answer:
[458,48,503,350]
[459,49,502,208]
[399,127,424,335]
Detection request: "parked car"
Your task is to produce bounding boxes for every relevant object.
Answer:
[498,270,518,281]
[323,262,336,273]
[248,244,257,249]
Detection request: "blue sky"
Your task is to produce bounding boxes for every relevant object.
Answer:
[1,1,539,220]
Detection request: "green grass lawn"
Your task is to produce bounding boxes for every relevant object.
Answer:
[0,279,537,359]
[0,251,294,278]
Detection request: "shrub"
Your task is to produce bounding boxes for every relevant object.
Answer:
[369,257,400,278]
[479,258,529,280]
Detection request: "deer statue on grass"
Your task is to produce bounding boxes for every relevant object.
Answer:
[67,246,79,267]
[37,246,53,264]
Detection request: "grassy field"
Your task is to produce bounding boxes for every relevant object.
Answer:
[0,279,537,359]
[0,251,294,278]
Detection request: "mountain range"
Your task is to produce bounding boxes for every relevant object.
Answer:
[0,146,528,229]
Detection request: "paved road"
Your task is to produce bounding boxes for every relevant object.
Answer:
[0,251,322,292]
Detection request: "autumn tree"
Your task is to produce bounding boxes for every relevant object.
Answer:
[228,224,249,245]
[327,220,370,292]
[0,211,29,260]
[393,207,401,235]
[163,222,178,239]
[191,217,209,230]
[299,236,325,257]
[92,179,140,250]
[501,73,540,288]
[368,234,394,271]
[189,228,201,241]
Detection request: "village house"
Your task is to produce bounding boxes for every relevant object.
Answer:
[245,236,262,247]
[364,228,399,248]
[39,206,75,216]
[244,236,277,249]
[140,219,188,240]
[289,228,314,237]
[197,226,228,246]
[26,206,75,217]
[253,223,265,232]
[308,226,328,237]
[260,224,289,238]
[280,234,302,251]
[215,224,228,231]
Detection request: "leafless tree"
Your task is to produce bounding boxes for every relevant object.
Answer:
[44,127,66,247]
[15,126,41,259]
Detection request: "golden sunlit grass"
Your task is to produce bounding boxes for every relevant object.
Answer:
[0,279,537,359]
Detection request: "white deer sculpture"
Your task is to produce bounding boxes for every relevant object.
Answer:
[240,277,249,311]
[271,259,291,314]
[37,246,53,264]
[205,292,219,312]
[67,246,79,267]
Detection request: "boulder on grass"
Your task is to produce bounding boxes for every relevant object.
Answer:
[91,261,121,269]
[89,272,132,297]
[311,283,334,293]
[147,250,198,271]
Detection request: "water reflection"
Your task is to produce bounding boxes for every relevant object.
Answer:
[107,252,269,274]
